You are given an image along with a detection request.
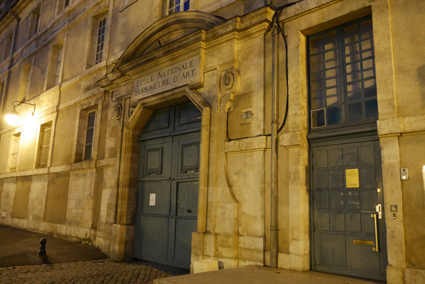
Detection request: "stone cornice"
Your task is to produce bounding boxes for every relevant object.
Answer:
[113,11,223,72]
[102,7,275,91]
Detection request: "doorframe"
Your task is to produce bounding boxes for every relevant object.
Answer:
[309,132,388,279]
[114,86,210,260]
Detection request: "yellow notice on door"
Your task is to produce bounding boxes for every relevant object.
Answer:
[346,169,360,188]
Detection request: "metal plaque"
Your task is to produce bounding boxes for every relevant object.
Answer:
[353,240,374,246]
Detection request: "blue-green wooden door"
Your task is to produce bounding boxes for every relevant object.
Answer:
[134,103,201,269]
[311,139,387,280]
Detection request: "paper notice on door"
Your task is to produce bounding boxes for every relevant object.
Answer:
[149,193,156,206]
[346,169,360,188]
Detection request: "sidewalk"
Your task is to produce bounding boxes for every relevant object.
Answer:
[0,225,172,283]
[0,225,107,267]
[153,266,385,284]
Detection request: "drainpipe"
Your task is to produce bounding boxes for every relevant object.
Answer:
[269,1,301,269]
[270,19,279,269]
[0,6,20,128]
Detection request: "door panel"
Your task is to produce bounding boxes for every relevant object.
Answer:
[168,133,200,269]
[172,132,200,179]
[134,136,172,263]
[168,180,198,268]
[174,218,197,261]
[138,137,172,180]
[134,216,169,264]
[311,140,387,280]
[139,181,171,215]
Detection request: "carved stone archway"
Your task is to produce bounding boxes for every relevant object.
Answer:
[110,86,210,260]
[99,11,223,261]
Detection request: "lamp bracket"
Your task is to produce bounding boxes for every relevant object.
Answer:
[12,101,36,115]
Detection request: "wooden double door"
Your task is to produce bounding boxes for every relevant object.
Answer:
[134,103,201,269]
[311,138,387,281]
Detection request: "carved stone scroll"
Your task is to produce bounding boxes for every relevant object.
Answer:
[220,69,240,96]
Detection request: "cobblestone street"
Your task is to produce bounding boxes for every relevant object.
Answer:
[0,259,172,284]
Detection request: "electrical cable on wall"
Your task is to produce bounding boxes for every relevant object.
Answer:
[273,1,302,133]
[275,8,290,134]
[225,2,300,141]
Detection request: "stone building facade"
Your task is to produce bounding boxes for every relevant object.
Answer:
[0,0,424,283]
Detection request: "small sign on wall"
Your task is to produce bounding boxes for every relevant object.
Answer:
[346,168,360,188]
[149,193,156,206]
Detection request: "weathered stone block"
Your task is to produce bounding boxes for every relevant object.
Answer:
[238,235,263,250]
[238,248,263,263]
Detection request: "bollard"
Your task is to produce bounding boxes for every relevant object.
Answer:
[38,238,47,257]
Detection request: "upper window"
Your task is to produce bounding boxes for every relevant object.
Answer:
[168,0,190,15]
[46,44,63,89]
[74,106,98,163]
[19,63,32,101]
[55,46,63,85]
[37,122,52,168]
[308,16,377,129]
[86,13,107,69]
[84,111,96,160]
[57,0,70,14]
[94,17,106,65]
[29,6,41,39]
[0,33,12,63]
[8,132,21,172]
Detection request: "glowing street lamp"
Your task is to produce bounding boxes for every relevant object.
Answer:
[5,109,19,126]
[4,101,36,127]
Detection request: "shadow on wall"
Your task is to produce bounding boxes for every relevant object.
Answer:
[417,65,425,108]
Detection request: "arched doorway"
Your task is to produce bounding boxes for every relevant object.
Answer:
[134,101,201,269]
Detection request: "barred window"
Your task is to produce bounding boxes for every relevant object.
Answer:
[308,16,377,129]
[95,17,106,65]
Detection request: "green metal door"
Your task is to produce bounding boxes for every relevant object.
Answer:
[311,139,387,281]
[134,103,201,269]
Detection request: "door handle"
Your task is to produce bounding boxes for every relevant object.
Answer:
[371,213,379,252]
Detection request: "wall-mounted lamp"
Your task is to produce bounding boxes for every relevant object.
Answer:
[5,101,36,126]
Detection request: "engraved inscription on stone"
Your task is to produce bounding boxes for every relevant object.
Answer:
[133,55,200,98]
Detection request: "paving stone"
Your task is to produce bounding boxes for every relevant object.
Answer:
[0,260,173,284]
